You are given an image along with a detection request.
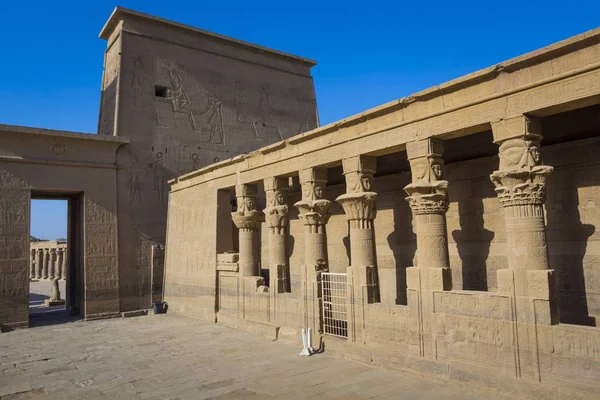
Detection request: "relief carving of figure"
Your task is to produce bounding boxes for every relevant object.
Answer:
[191,153,202,170]
[164,62,203,133]
[153,152,167,208]
[131,58,165,127]
[127,171,143,208]
[235,81,260,139]
[259,84,283,140]
[202,95,225,144]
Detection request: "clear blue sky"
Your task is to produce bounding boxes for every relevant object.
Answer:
[3,0,599,240]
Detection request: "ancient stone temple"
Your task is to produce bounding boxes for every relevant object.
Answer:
[0,7,317,328]
[163,28,600,398]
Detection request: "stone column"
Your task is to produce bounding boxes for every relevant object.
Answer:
[263,177,290,293]
[231,184,265,278]
[48,248,57,280]
[404,138,452,291]
[35,249,43,279]
[404,138,451,358]
[336,155,379,304]
[42,248,50,280]
[490,115,557,380]
[30,249,36,280]
[294,168,331,333]
[61,247,67,280]
[56,248,64,282]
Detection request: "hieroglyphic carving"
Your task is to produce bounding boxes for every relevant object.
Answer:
[84,198,119,314]
[0,172,30,326]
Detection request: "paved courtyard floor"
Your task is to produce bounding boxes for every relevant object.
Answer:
[1,313,511,399]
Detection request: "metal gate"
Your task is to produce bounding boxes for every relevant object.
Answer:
[321,272,348,338]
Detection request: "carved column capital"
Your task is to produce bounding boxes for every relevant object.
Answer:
[336,155,377,223]
[490,116,554,208]
[404,138,448,214]
[294,168,331,227]
[263,177,289,233]
[337,193,377,222]
[232,183,264,230]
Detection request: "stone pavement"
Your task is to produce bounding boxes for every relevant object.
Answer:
[29,280,67,314]
[0,314,511,399]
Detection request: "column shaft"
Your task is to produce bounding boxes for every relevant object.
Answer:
[504,205,548,271]
[61,248,67,280]
[349,226,375,268]
[49,249,57,279]
[42,249,49,279]
[415,213,449,270]
[238,228,258,277]
[35,249,43,279]
[30,250,36,279]
[56,249,64,281]
[269,233,287,269]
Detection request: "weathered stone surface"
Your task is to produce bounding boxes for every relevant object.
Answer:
[165,26,600,398]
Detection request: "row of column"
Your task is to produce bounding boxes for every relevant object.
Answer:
[229,113,555,318]
[30,247,67,280]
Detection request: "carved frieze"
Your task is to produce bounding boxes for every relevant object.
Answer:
[404,138,449,215]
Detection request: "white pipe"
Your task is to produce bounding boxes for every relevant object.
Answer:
[299,328,310,356]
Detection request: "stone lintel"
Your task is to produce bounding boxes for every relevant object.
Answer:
[406,138,444,160]
[298,168,327,186]
[491,115,542,144]
[263,176,289,192]
[342,155,376,175]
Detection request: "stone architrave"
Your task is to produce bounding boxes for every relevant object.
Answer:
[263,177,290,293]
[490,115,557,380]
[42,249,50,280]
[231,184,265,279]
[336,155,379,304]
[404,138,452,291]
[294,168,330,333]
[49,248,57,280]
[35,249,43,279]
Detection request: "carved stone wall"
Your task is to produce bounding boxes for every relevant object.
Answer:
[165,26,600,398]
[99,9,318,312]
[0,126,126,328]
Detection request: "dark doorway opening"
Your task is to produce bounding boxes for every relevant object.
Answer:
[29,193,83,327]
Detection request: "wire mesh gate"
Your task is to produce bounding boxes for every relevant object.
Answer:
[321,272,348,338]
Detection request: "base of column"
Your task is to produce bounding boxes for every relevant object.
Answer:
[406,266,451,291]
[497,269,559,325]
[44,299,66,307]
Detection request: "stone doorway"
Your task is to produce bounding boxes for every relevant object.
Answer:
[29,194,84,327]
